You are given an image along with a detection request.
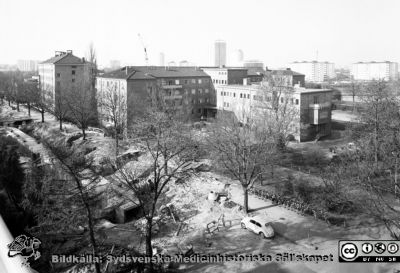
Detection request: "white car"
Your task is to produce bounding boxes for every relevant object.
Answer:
[241,215,275,239]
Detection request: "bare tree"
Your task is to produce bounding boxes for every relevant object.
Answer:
[98,84,127,156]
[359,80,394,164]
[110,91,196,263]
[66,80,96,140]
[87,42,98,123]
[350,81,360,112]
[40,139,102,273]
[53,84,71,130]
[258,73,300,148]
[207,110,276,213]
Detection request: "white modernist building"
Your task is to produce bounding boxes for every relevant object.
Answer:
[216,83,332,142]
[290,61,335,83]
[351,61,398,81]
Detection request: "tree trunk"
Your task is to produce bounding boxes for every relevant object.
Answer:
[8,100,10,106]
[145,219,154,272]
[27,103,31,116]
[85,202,101,273]
[41,110,44,123]
[59,118,63,131]
[243,186,249,213]
[115,127,119,156]
[17,102,20,112]
[82,128,86,140]
[271,164,274,178]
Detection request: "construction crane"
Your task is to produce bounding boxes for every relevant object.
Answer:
[138,33,149,66]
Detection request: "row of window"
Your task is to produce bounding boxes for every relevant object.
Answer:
[213,79,227,84]
[223,102,230,107]
[166,89,210,96]
[56,70,75,78]
[165,78,209,85]
[220,90,300,105]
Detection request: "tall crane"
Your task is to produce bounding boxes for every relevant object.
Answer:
[138,33,149,66]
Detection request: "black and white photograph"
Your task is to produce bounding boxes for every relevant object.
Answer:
[1,0,400,272]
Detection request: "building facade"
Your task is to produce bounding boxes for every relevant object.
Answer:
[290,61,335,82]
[214,40,227,67]
[38,50,93,104]
[351,61,398,81]
[96,66,216,127]
[215,84,332,142]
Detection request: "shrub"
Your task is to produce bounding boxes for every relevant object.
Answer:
[294,180,314,203]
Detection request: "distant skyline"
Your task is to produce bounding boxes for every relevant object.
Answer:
[1,0,400,69]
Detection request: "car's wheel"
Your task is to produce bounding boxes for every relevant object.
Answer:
[259,232,266,239]
[241,223,246,229]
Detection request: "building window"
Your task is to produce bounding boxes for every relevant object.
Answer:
[168,80,173,85]
[184,80,188,84]
[174,90,180,95]
[290,98,294,104]
[72,70,75,75]
[72,79,75,83]
[205,88,209,93]
[253,95,256,100]
[240,93,242,98]
[185,89,189,95]
[220,91,223,96]
[199,98,203,103]
[233,93,236,97]
[192,89,196,94]
[175,79,180,85]
[281,97,284,103]
[313,96,319,104]
[71,65,77,68]
[295,99,299,105]
[199,89,203,94]
[198,109,201,113]
[198,79,202,84]
[247,94,250,99]
[56,73,61,78]
[192,79,196,84]
[206,98,209,103]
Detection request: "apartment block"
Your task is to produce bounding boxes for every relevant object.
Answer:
[38,50,94,103]
[96,66,216,128]
[290,61,335,82]
[351,61,398,81]
[17,60,38,72]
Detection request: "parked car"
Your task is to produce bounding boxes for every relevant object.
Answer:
[240,215,275,239]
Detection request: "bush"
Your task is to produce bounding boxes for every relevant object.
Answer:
[294,180,314,203]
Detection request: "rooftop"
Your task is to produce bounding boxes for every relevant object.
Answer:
[40,51,86,65]
[292,61,333,64]
[354,61,397,64]
[268,69,304,76]
[99,66,210,80]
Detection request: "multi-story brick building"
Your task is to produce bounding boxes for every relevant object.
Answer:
[96,66,216,127]
[38,50,93,103]
[216,83,332,142]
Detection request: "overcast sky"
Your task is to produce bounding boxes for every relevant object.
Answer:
[1,0,399,68]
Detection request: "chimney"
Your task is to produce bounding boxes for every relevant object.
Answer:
[125,66,128,75]
[286,68,291,71]
[82,57,85,63]
[66,50,73,54]
[243,78,248,85]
